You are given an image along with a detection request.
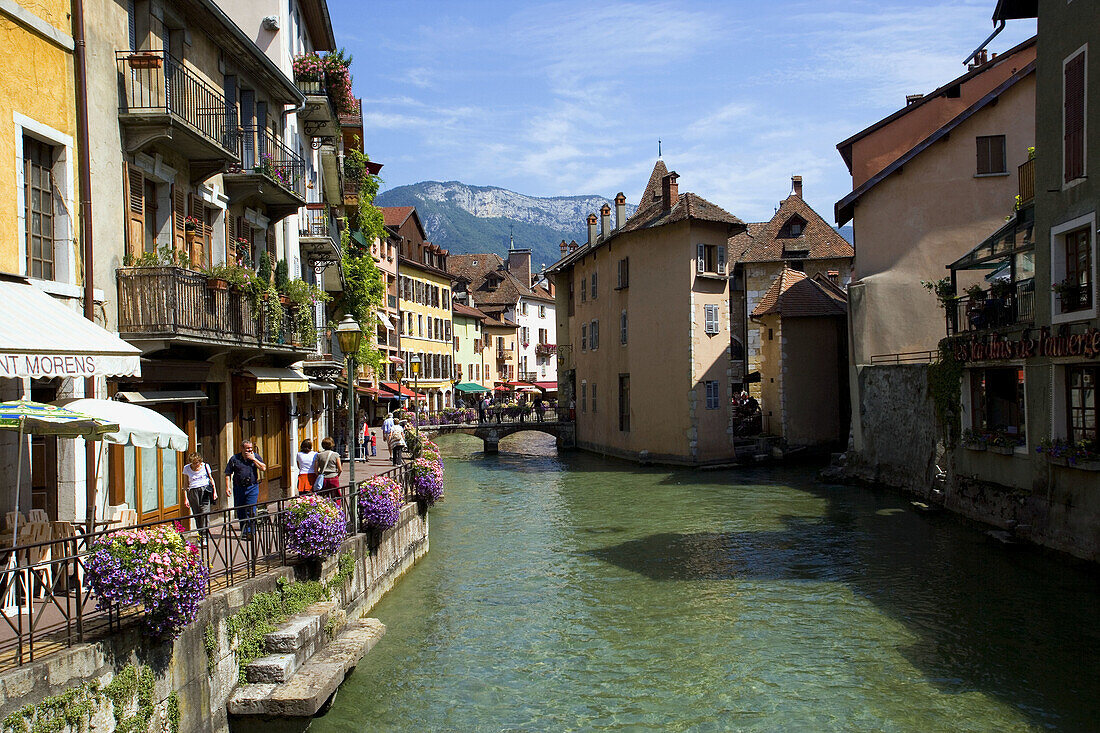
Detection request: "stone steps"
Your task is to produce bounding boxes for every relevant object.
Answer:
[242,602,347,684]
[228,618,386,719]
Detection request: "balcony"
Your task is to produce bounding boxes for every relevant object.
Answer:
[298,204,341,273]
[1018,157,1035,206]
[339,98,362,129]
[519,371,539,383]
[320,140,344,205]
[496,347,514,363]
[294,75,339,138]
[535,342,557,356]
[116,50,238,182]
[946,206,1035,336]
[116,266,310,357]
[223,126,306,221]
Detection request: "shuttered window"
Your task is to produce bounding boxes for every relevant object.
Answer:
[1065,51,1086,182]
[705,381,720,409]
[620,310,628,344]
[24,137,56,280]
[976,135,1007,175]
[704,304,719,334]
[617,257,629,288]
[697,243,705,273]
[717,245,726,275]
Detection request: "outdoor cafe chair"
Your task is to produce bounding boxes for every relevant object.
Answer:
[28,509,49,524]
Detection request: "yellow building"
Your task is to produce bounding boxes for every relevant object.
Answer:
[390,207,454,411]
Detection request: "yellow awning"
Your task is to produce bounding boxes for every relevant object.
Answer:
[245,367,309,394]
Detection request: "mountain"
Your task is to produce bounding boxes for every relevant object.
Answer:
[375,181,636,270]
[836,225,854,244]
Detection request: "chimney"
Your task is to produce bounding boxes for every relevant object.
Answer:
[791,175,803,198]
[905,93,924,105]
[507,248,532,288]
[560,239,568,256]
[568,239,578,252]
[661,172,679,212]
[600,204,611,239]
[587,213,597,246]
[614,192,626,229]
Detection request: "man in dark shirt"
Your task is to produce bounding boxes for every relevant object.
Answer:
[224,440,266,538]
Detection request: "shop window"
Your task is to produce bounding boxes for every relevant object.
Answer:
[969,367,1026,443]
[1067,365,1098,446]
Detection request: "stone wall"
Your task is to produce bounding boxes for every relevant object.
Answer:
[844,364,939,494]
[0,503,428,733]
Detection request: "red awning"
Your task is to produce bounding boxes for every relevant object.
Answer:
[388,355,404,364]
[357,386,382,397]
[381,382,427,400]
[534,382,557,391]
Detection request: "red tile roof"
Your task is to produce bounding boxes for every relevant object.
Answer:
[636,159,669,211]
[751,266,847,318]
[733,192,853,263]
[380,206,415,228]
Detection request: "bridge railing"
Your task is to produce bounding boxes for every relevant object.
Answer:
[412,407,574,427]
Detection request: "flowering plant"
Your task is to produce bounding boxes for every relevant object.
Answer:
[1036,437,1100,465]
[86,523,208,639]
[285,494,346,560]
[409,457,444,506]
[358,475,402,531]
[184,215,203,230]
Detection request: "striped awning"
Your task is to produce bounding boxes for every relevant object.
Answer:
[245,367,309,393]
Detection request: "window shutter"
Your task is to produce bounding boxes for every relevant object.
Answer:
[620,310,627,344]
[172,183,187,253]
[124,164,144,257]
[127,0,136,51]
[266,226,275,262]
[717,246,726,275]
[624,257,629,287]
[976,137,990,174]
[1065,52,1085,182]
[697,243,705,273]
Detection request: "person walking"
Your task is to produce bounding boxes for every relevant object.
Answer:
[313,437,343,501]
[224,440,265,540]
[182,451,216,547]
[382,412,394,443]
[477,397,486,424]
[388,420,407,465]
[534,394,545,423]
[369,430,378,458]
[295,439,317,495]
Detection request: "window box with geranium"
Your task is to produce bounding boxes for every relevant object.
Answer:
[285,494,346,560]
[1036,438,1100,470]
[85,523,208,639]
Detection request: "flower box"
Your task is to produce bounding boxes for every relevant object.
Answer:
[962,441,987,452]
[1045,454,1100,471]
[989,445,1016,455]
[207,277,228,291]
[127,53,162,70]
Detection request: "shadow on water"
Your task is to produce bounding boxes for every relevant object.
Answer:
[587,479,1100,731]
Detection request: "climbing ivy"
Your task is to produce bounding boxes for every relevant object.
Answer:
[203,624,218,675]
[3,664,169,733]
[929,342,964,448]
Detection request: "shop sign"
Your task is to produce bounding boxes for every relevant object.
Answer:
[0,353,98,378]
[952,327,1100,363]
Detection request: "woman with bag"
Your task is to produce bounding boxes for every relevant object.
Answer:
[182,451,217,547]
[312,437,343,501]
[296,439,318,495]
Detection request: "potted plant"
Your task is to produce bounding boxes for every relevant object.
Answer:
[1052,278,1081,311]
[275,259,291,305]
[1036,437,1100,469]
[965,283,986,301]
[989,430,1022,455]
[961,428,989,451]
[989,279,1014,300]
[127,51,162,69]
[204,263,232,291]
[184,215,202,232]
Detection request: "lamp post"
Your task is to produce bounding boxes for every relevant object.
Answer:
[335,314,363,529]
[410,354,421,429]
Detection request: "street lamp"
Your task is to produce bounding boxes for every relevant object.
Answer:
[335,314,362,528]
[394,361,404,418]
[410,354,421,429]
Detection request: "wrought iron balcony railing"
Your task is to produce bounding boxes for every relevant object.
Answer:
[232,126,306,199]
[946,280,1035,335]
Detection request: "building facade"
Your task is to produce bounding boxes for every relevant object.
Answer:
[389,207,453,410]
[452,302,490,394]
[548,162,746,465]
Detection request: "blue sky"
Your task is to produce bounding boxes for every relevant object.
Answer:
[329,1,1035,224]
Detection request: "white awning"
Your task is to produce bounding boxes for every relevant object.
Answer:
[0,279,141,379]
[375,310,395,331]
[244,366,309,394]
[309,380,337,391]
[116,390,208,404]
[54,398,189,451]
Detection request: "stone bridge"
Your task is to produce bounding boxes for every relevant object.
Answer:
[421,420,575,453]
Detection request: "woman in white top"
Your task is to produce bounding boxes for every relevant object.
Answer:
[181,451,217,546]
[296,439,318,495]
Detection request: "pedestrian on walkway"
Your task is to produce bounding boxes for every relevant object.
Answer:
[182,451,216,547]
[383,412,394,442]
[313,437,343,501]
[369,430,378,457]
[224,440,265,540]
[477,397,486,424]
[295,439,317,495]
[388,420,407,465]
[534,394,545,423]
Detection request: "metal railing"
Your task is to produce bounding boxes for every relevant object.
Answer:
[519,371,539,382]
[1055,283,1093,314]
[116,50,237,154]
[409,407,573,427]
[0,463,418,668]
[294,76,328,99]
[947,281,1035,335]
[232,126,306,199]
[117,266,301,348]
[868,350,937,365]
[298,205,333,238]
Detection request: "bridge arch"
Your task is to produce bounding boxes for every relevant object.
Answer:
[423,420,575,453]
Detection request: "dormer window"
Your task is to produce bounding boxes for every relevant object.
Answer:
[781,216,807,238]
[790,222,802,236]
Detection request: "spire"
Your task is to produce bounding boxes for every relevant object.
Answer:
[639,159,669,208]
[509,223,514,250]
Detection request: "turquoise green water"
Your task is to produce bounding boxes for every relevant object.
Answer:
[314,435,1100,732]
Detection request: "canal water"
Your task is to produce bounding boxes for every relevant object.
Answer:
[315,434,1100,732]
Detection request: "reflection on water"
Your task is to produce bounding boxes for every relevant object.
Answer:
[314,434,1100,732]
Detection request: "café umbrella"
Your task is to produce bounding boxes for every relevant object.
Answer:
[0,400,118,544]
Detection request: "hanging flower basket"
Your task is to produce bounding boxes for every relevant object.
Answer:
[85,523,208,639]
[358,475,402,533]
[285,494,346,560]
[408,456,444,507]
[128,52,162,70]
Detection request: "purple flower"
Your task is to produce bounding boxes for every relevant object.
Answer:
[285,495,346,560]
